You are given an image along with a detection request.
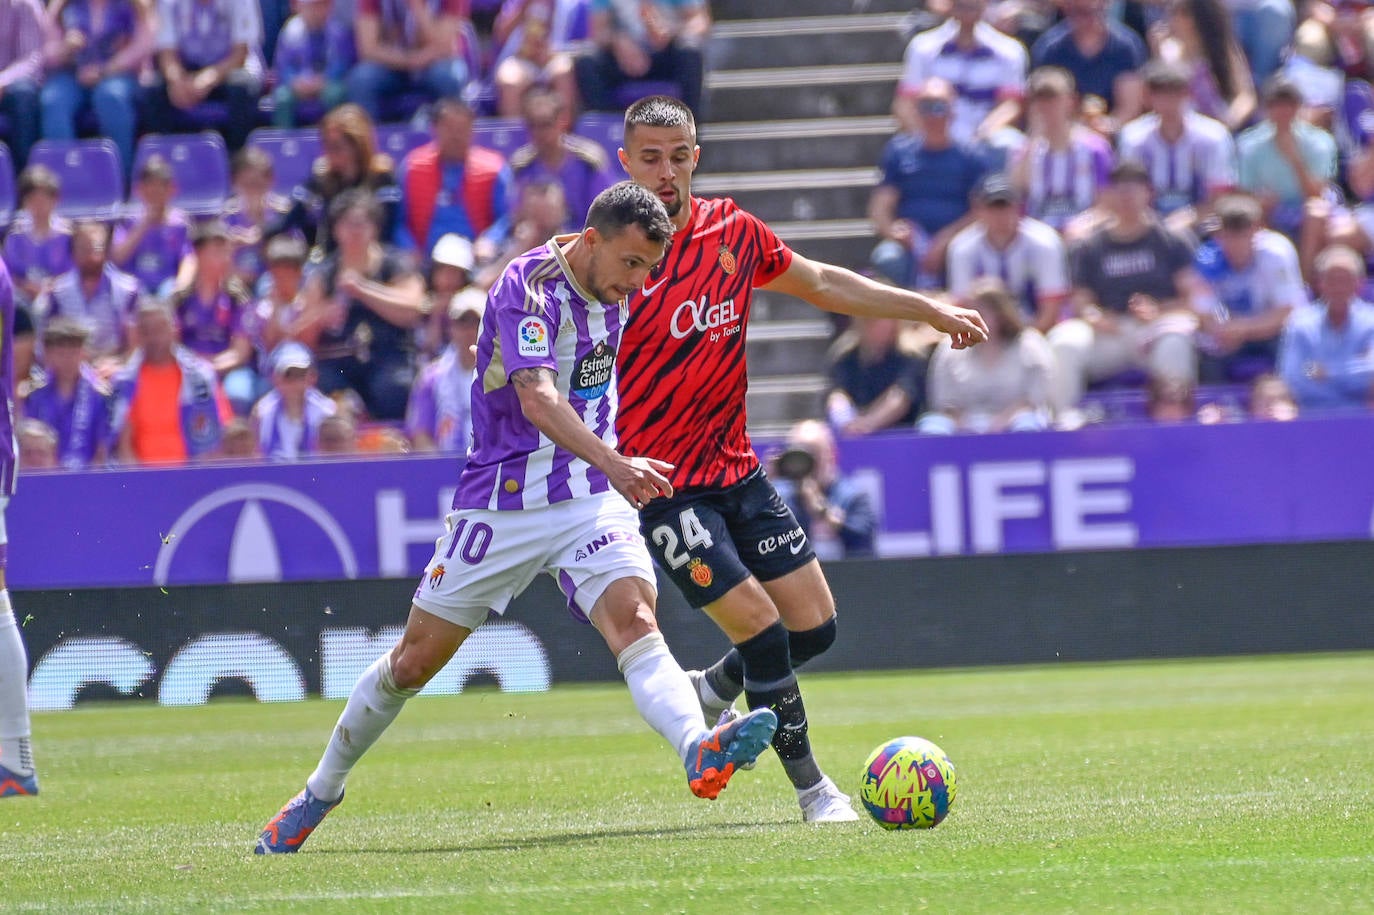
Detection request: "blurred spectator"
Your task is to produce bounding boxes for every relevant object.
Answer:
[1247,372,1299,420]
[145,0,264,151]
[15,418,58,470]
[110,155,192,296]
[826,316,929,435]
[40,220,139,358]
[1193,193,1306,382]
[1289,0,1372,106]
[770,419,876,559]
[1008,66,1113,237]
[364,424,411,452]
[1232,0,1296,85]
[575,0,710,116]
[11,300,36,407]
[509,85,613,228]
[1030,0,1146,128]
[304,188,425,420]
[252,341,336,460]
[918,277,1054,433]
[1146,376,1197,422]
[476,178,568,287]
[272,103,401,256]
[240,234,311,371]
[41,0,153,173]
[418,232,475,360]
[1118,61,1237,232]
[946,172,1069,333]
[1237,76,1337,274]
[24,318,111,468]
[893,0,1028,157]
[316,410,358,453]
[869,78,987,289]
[217,414,261,458]
[271,0,352,128]
[491,0,585,117]
[111,296,231,464]
[2,166,72,308]
[1150,0,1256,132]
[224,147,291,294]
[168,220,257,411]
[1049,159,1202,416]
[398,98,513,260]
[406,285,481,452]
[0,0,49,169]
[1277,244,1374,410]
[346,0,470,121]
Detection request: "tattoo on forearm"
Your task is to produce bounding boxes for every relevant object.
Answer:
[511,367,557,389]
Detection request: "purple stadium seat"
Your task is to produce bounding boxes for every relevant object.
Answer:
[471,118,528,158]
[0,143,14,231]
[26,139,125,221]
[133,132,231,217]
[247,128,322,196]
[575,112,624,164]
[375,123,432,164]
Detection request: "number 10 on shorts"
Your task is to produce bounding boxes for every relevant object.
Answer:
[650,507,714,570]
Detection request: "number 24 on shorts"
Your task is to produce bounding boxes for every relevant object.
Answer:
[650,508,714,569]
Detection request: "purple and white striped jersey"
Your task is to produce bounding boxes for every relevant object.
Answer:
[452,236,623,511]
[0,259,18,497]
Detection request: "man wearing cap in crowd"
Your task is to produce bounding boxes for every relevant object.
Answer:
[946,173,1070,334]
[253,341,337,461]
[406,287,483,454]
[24,318,112,469]
[420,233,477,361]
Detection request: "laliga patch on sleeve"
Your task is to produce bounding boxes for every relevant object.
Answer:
[517,316,551,357]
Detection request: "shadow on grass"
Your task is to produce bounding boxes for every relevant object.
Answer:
[329,819,799,855]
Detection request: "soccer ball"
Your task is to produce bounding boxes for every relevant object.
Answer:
[858,736,957,829]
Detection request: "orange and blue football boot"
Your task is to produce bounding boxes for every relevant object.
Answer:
[255,787,342,854]
[0,763,37,798]
[686,707,777,800]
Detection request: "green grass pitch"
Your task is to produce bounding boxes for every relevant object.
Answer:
[2,653,1372,913]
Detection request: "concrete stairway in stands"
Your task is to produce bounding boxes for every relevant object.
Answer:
[700,0,911,435]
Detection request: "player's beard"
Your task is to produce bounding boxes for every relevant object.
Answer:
[585,261,616,304]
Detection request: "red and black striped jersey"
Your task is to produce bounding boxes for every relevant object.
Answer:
[615,196,793,491]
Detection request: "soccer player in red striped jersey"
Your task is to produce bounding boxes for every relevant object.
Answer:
[614,96,989,822]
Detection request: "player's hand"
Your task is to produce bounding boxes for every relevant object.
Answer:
[930,301,989,350]
[609,455,675,509]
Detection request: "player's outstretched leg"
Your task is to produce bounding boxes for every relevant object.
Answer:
[0,587,37,798]
[735,621,858,823]
[691,615,838,720]
[685,706,777,799]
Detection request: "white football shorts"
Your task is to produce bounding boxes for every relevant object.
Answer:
[411,491,656,631]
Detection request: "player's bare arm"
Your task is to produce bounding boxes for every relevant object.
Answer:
[762,253,990,349]
[510,367,675,507]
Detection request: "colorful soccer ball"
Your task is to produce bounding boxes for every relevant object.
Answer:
[858,736,957,829]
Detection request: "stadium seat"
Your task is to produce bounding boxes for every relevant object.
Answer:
[247,128,322,196]
[375,123,432,163]
[26,139,125,221]
[0,143,14,231]
[471,118,528,157]
[133,132,231,217]
[574,112,624,164]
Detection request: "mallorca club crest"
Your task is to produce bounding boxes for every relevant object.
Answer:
[718,245,737,275]
[688,557,713,588]
[428,563,446,588]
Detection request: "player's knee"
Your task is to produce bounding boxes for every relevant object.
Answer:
[735,620,793,684]
[388,642,447,691]
[788,615,837,667]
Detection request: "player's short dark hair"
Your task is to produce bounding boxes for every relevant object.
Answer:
[623,95,696,144]
[585,181,674,247]
[18,164,60,201]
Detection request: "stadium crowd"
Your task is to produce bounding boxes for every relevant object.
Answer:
[2,0,1373,472]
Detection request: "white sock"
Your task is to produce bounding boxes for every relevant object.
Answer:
[306,654,416,802]
[617,632,709,763]
[0,591,34,776]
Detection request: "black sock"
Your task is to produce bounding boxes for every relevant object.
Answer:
[736,622,823,790]
[705,616,837,704]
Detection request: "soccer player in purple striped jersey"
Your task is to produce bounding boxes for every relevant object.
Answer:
[0,257,37,798]
[257,182,778,854]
